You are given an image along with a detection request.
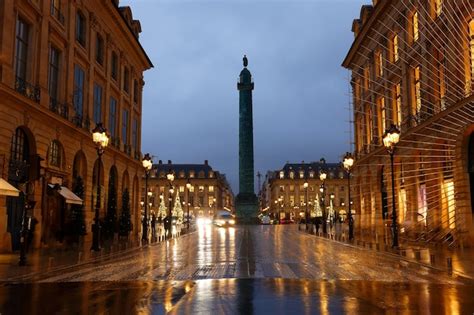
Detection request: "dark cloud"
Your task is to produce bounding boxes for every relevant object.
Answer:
[120,0,367,191]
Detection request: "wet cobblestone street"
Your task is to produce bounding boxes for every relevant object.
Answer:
[1,225,474,314]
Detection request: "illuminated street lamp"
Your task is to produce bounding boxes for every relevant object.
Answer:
[142,153,153,242]
[343,152,355,240]
[303,181,309,230]
[319,170,327,234]
[186,180,192,231]
[383,124,401,248]
[91,123,109,251]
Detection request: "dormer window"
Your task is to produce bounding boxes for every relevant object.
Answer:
[75,11,86,46]
[95,34,104,65]
[123,67,130,93]
[111,52,118,80]
[289,171,295,179]
[279,171,284,179]
[299,171,304,178]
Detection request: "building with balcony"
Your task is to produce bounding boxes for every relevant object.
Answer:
[0,0,152,252]
[260,160,349,222]
[343,0,474,247]
[145,160,234,218]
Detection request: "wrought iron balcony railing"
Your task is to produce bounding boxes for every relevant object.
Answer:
[49,98,69,119]
[71,114,91,131]
[123,144,132,156]
[15,77,40,103]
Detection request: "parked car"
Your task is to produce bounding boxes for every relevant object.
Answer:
[279,218,294,224]
[261,215,271,225]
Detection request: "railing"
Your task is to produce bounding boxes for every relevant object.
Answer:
[15,77,40,103]
[71,114,90,131]
[111,137,120,149]
[50,5,65,25]
[49,98,69,119]
[123,144,131,156]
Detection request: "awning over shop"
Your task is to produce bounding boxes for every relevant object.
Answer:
[48,184,83,205]
[0,178,20,197]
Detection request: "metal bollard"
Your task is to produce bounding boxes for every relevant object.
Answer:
[447,257,453,272]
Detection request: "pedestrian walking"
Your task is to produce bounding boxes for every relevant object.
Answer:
[151,212,156,240]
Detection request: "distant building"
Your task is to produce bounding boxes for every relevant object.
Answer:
[0,0,152,252]
[145,160,234,218]
[260,160,349,221]
[343,1,474,246]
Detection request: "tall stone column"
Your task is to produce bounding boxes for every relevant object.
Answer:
[235,55,258,224]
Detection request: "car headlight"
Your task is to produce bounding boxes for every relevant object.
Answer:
[229,220,235,225]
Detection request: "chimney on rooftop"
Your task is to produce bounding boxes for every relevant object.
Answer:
[204,160,208,166]
[168,160,172,164]
[159,160,162,164]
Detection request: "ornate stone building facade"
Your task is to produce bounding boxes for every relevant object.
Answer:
[146,160,234,218]
[260,160,349,221]
[0,0,152,252]
[343,0,474,246]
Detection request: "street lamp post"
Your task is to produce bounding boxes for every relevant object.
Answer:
[166,170,175,239]
[141,153,153,242]
[319,171,327,234]
[383,124,401,248]
[343,152,355,240]
[186,180,191,231]
[303,181,309,231]
[91,123,109,251]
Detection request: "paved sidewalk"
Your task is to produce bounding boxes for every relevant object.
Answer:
[298,223,474,280]
[0,228,195,281]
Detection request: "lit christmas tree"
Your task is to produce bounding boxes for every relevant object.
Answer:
[173,191,183,221]
[313,194,322,218]
[158,196,168,219]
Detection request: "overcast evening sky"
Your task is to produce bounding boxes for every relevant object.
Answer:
[120,0,367,192]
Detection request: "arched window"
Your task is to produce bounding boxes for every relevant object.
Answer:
[49,140,62,167]
[198,171,205,178]
[289,171,294,179]
[10,128,29,162]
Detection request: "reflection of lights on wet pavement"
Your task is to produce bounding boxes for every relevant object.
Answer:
[196,217,212,227]
[4,226,474,314]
